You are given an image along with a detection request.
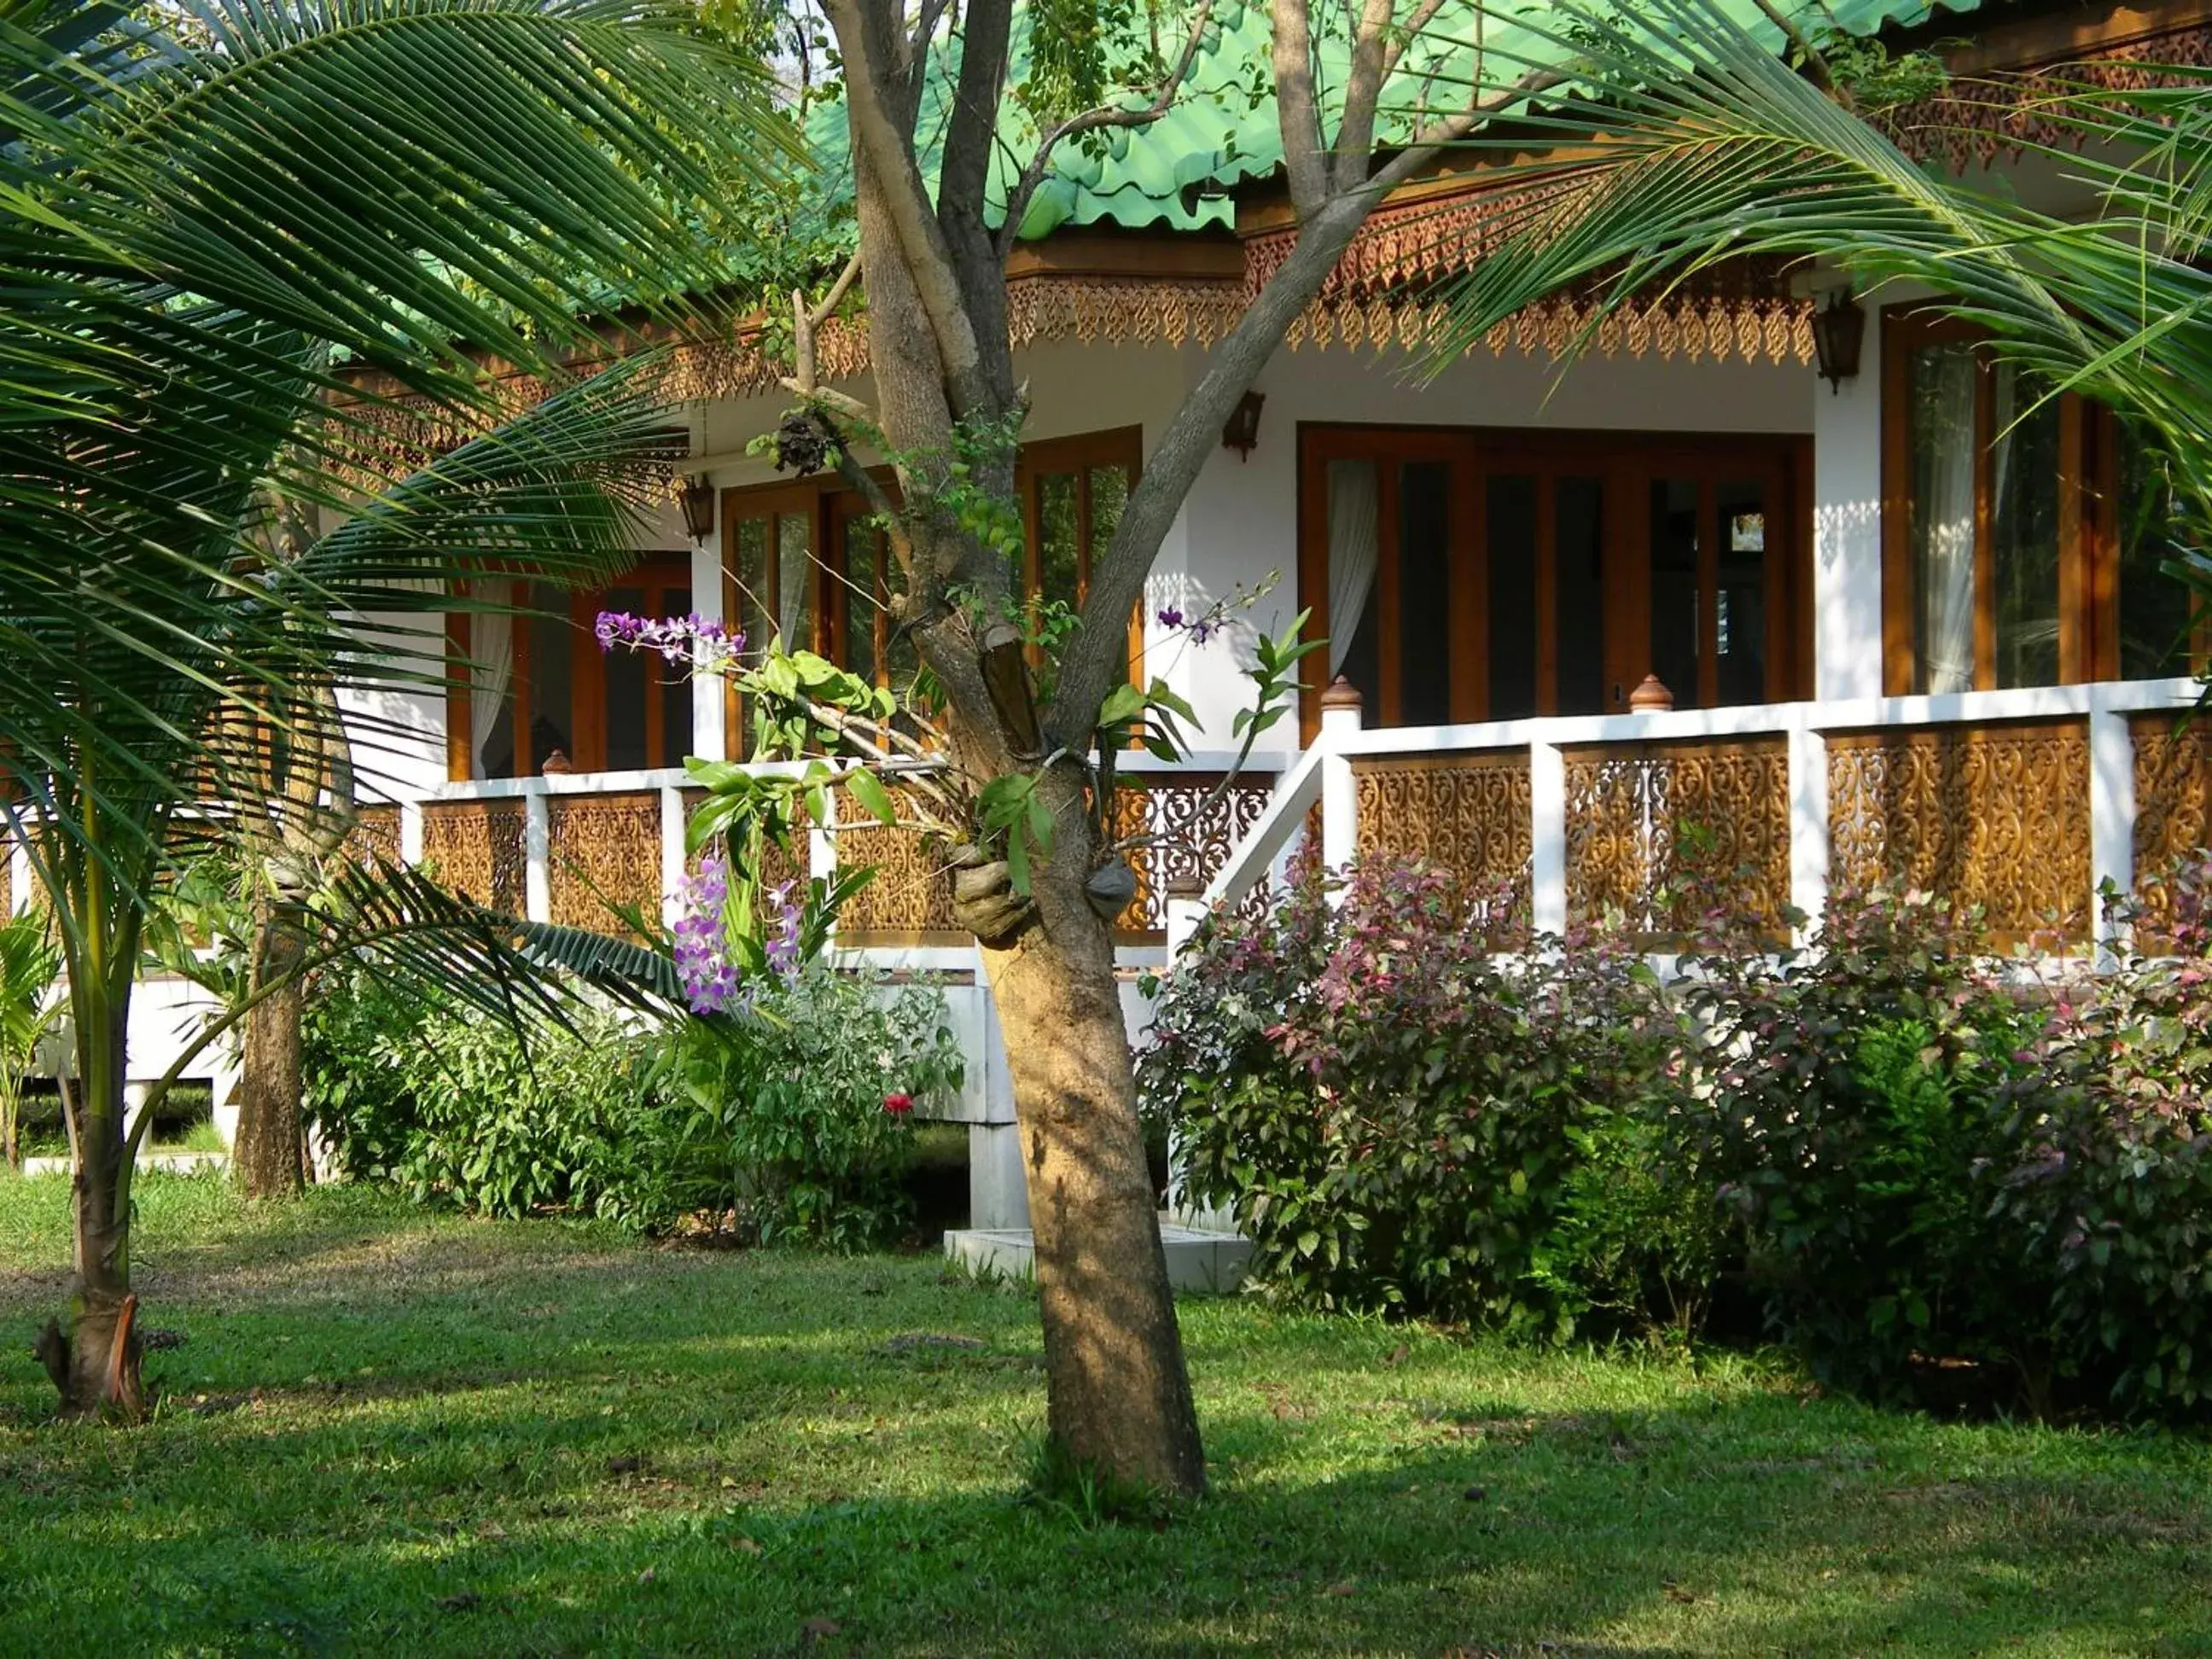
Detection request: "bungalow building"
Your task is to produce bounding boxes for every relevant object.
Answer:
[29,0,2212,1230]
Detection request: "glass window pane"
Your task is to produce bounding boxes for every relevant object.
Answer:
[1038,473,1080,629]
[1088,464,1130,574]
[2118,427,2192,679]
[1554,476,1605,715]
[1911,343,1980,693]
[1715,481,1767,706]
[602,583,645,772]
[774,510,812,650]
[845,521,881,687]
[733,516,772,658]
[1400,461,1452,726]
[1089,463,1134,682]
[1487,474,1538,720]
[1991,365,2062,689]
[1649,478,1701,707]
[527,583,575,774]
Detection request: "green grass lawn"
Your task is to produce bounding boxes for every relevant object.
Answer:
[2,1175,2208,1656]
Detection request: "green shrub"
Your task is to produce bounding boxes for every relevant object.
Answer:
[304,964,664,1222]
[1141,857,1702,1340]
[1986,865,2212,1412]
[649,962,965,1249]
[1147,853,2212,1422]
[1679,893,2051,1401]
[304,954,963,1249]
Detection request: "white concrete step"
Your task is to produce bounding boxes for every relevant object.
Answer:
[945,1220,1252,1295]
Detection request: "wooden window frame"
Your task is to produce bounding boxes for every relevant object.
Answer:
[1016,425,1146,677]
[1297,422,1813,739]
[714,427,1146,758]
[569,551,695,772]
[721,480,830,758]
[1878,305,2127,694]
[443,554,694,783]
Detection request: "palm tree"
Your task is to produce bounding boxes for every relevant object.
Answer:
[1425,0,2212,568]
[2,0,790,1414]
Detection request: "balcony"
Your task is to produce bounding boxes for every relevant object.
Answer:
[357,754,1282,963]
[1196,676,2212,956]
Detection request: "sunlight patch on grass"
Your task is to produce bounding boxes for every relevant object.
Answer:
[3,1176,2209,1655]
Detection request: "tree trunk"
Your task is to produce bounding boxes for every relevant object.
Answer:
[234,917,306,1198]
[977,793,1208,1497]
[51,980,146,1417]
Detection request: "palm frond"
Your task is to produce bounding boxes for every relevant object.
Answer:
[1427,0,2212,544]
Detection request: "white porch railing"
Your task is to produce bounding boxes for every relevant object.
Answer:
[356,750,1282,966]
[1190,676,2212,958]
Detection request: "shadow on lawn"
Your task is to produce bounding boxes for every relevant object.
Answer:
[3,1385,2204,1657]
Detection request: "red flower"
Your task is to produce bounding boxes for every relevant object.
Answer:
[882,1092,914,1116]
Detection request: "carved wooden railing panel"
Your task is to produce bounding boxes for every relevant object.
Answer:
[2128,713,2212,945]
[830,771,1278,946]
[548,791,661,935]
[341,804,402,869]
[1564,737,1790,937]
[835,816,962,944]
[1827,719,2090,944]
[419,799,526,914]
[1117,772,1276,940]
[1353,753,1533,928]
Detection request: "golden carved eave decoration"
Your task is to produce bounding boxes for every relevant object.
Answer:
[1882,22,2212,172]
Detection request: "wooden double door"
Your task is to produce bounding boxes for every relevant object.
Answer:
[1297,425,1813,736]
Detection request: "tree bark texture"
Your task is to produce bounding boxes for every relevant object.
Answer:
[977,777,1208,1495]
[55,982,146,1416]
[234,919,306,1199]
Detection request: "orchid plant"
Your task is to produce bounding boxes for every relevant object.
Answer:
[597,567,1315,958]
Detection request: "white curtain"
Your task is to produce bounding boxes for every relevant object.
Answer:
[469,603,513,778]
[1326,459,1380,675]
[777,514,811,643]
[1916,353,1978,694]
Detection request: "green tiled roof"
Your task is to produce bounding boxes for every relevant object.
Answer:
[802,0,1992,242]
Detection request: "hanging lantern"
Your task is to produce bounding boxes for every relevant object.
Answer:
[678,474,716,543]
[1812,288,1866,394]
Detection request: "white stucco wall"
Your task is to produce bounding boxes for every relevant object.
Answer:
[339,611,454,803]
[1812,303,1884,701]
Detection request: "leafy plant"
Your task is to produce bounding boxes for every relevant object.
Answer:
[1143,855,1692,1339]
[0,915,61,1171]
[655,963,965,1249]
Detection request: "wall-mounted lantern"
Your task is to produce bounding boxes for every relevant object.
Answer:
[1812,288,1866,394]
[1221,391,1265,459]
[678,474,716,544]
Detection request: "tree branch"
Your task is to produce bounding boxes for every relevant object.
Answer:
[1365,64,1569,199]
[1053,45,1569,737]
[993,0,1217,260]
[1051,191,1376,737]
[1330,0,1404,193]
[1272,0,1330,217]
[1379,0,1451,83]
[1748,0,1840,99]
[942,0,1016,248]
[822,0,995,418]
